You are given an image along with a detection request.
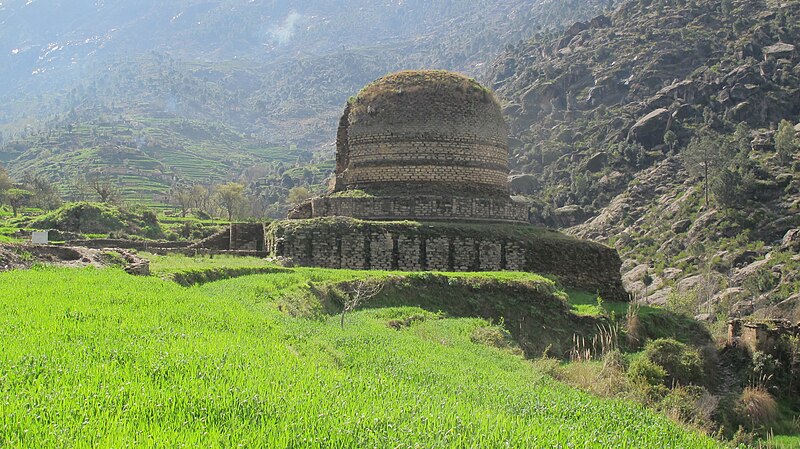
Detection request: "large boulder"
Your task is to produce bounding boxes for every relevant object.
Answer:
[583,152,609,172]
[781,228,800,252]
[589,15,612,29]
[508,174,540,195]
[628,108,671,149]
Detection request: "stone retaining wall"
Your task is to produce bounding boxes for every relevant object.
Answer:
[191,223,265,251]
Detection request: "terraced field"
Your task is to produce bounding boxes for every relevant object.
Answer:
[1,118,305,208]
[0,265,725,448]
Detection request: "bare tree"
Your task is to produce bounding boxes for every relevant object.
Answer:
[171,185,194,217]
[191,184,212,213]
[91,177,120,204]
[340,279,383,328]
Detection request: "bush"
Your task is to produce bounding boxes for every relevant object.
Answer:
[657,385,718,430]
[642,338,704,386]
[628,356,667,386]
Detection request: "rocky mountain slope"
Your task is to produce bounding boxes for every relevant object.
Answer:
[490,0,800,321]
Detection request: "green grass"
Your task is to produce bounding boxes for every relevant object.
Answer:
[0,267,723,447]
[565,289,711,347]
[143,252,278,277]
[763,435,800,448]
[0,226,22,243]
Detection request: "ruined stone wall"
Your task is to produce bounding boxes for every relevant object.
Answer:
[266,218,625,300]
[230,223,265,251]
[309,195,529,223]
[192,223,265,251]
[728,319,800,355]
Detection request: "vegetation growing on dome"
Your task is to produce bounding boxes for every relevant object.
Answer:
[349,70,499,115]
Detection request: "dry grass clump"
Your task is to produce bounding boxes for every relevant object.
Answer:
[737,387,778,428]
[550,350,631,398]
[470,325,524,356]
[570,323,619,362]
[625,301,643,350]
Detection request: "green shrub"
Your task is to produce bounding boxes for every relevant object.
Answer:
[628,356,667,386]
[28,202,164,239]
[657,385,718,430]
[643,338,704,386]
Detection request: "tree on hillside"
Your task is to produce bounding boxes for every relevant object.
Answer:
[287,186,312,206]
[734,122,752,156]
[6,188,33,216]
[215,182,246,221]
[775,119,797,165]
[91,177,121,204]
[23,176,62,211]
[681,134,734,207]
[171,185,194,217]
[711,167,743,212]
[191,184,212,214]
[663,130,678,153]
[0,168,12,214]
[0,167,12,197]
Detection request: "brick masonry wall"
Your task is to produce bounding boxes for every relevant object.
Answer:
[310,195,529,222]
[266,218,626,300]
[336,75,511,196]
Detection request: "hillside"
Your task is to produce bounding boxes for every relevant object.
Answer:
[489,0,800,320]
[0,0,613,208]
[0,0,613,141]
[1,114,327,212]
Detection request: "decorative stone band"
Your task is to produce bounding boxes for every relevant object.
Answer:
[265,217,627,301]
[347,134,507,148]
[348,144,509,170]
[307,195,529,223]
[343,165,509,191]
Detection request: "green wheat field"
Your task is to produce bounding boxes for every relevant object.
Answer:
[0,263,723,448]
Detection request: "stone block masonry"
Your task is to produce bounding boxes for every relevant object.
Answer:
[266,217,626,300]
[306,195,529,223]
[191,223,265,251]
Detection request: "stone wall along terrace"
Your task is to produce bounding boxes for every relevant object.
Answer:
[266,218,626,301]
[191,223,265,251]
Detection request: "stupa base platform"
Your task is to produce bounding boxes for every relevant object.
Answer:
[266,217,625,300]
[287,193,529,223]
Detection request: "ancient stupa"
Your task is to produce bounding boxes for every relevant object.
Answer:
[288,70,528,223]
[265,70,625,299]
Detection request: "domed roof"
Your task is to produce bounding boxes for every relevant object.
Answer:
[334,70,510,197]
